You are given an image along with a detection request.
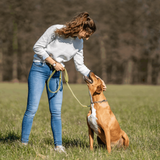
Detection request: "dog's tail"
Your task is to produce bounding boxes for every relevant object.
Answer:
[122,130,129,147]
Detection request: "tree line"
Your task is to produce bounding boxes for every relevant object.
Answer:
[0,0,160,84]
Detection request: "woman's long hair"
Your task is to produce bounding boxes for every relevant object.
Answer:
[55,12,96,38]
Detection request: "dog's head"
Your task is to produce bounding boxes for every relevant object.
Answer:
[84,72,103,95]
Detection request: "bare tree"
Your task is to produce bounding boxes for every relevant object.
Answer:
[0,48,3,81]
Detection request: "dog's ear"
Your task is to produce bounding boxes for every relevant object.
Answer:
[95,84,103,94]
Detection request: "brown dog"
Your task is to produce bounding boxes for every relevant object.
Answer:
[84,72,129,153]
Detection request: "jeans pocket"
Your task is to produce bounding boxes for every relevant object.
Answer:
[32,62,44,67]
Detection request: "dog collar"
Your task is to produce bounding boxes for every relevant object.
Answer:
[91,99,107,104]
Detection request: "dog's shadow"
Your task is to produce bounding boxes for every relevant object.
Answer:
[0,131,20,143]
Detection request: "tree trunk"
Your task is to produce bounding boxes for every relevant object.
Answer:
[100,40,107,83]
[12,22,18,82]
[0,49,3,81]
[111,64,117,83]
[123,59,133,84]
[157,71,160,85]
[147,59,152,84]
[156,57,160,85]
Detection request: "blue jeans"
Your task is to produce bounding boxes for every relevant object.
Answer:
[21,62,63,146]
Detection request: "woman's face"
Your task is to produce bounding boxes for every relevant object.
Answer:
[77,30,92,40]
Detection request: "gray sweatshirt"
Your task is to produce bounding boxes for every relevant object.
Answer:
[33,24,90,76]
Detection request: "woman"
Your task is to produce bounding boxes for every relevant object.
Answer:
[21,12,106,153]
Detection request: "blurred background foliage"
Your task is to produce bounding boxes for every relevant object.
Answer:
[0,0,160,84]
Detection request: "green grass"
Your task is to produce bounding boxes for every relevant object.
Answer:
[0,83,160,160]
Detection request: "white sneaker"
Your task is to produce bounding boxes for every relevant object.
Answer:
[54,146,66,154]
[22,142,28,146]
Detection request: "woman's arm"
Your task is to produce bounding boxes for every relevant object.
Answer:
[33,26,56,61]
[73,49,90,76]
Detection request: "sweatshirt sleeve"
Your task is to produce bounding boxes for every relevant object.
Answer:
[33,25,57,60]
[73,48,90,76]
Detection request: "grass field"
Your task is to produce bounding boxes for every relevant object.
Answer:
[0,83,160,160]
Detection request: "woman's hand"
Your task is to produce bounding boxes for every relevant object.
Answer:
[95,75,107,91]
[54,62,65,71]
[45,56,65,71]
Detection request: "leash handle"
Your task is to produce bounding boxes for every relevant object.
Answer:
[47,70,62,93]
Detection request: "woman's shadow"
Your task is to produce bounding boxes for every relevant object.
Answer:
[0,131,20,143]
